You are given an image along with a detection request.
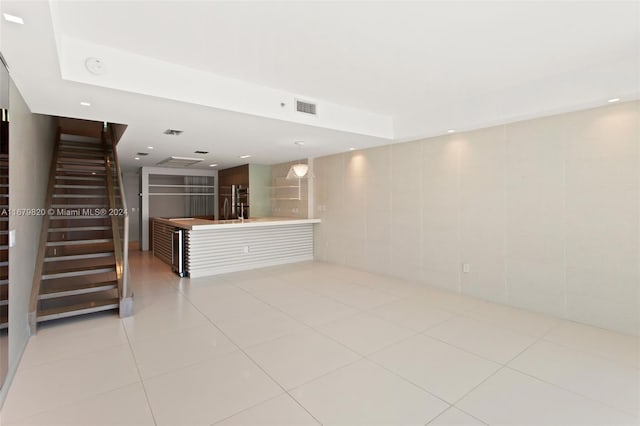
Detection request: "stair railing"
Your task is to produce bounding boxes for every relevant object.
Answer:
[28,128,61,334]
[111,124,132,316]
[104,124,133,316]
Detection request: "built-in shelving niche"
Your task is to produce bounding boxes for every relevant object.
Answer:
[270,177,303,201]
[140,167,217,251]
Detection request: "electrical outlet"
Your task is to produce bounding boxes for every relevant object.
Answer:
[243,246,250,254]
[462,263,470,273]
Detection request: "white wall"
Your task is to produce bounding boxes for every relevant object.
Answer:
[0,81,55,405]
[314,101,640,336]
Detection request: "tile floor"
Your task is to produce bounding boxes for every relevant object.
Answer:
[1,251,638,426]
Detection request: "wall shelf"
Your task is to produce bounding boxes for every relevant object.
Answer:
[149,193,214,196]
[270,179,302,201]
[148,184,214,188]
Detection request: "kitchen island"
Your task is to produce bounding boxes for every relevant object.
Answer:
[152,217,320,277]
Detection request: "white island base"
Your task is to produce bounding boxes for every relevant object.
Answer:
[154,218,320,278]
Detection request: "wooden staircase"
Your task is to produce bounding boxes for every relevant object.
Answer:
[29,125,131,330]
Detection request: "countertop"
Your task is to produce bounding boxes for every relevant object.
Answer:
[153,217,321,230]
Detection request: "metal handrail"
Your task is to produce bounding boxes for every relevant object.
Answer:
[101,130,124,303]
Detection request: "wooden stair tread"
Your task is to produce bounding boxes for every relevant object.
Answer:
[49,216,110,220]
[54,184,107,189]
[45,243,114,257]
[41,264,116,280]
[54,176,107,181]
[40,280,118,298]
[45,251,115,262]
[48,226,111,232]
[46,238,114,246]
[37,298,119,322]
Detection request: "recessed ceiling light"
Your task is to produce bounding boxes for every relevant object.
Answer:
[134,157,140,161]
[3,13,24,25]
[91,172,97,175]
[349,147,356,151]
[80,101,91,107]
[209,164,218,167]
[147,146,154,150]
[447,129,456,133]
[608,98,620,103]
[239,155,251,159]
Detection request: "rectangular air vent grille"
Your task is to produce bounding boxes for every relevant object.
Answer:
[136,152,149,156]
[296,99,317,115]
[194,150,209,154]
[156,156,203,167]
[163,129,183,136]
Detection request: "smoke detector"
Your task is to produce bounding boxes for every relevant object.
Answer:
[85,57,106,75]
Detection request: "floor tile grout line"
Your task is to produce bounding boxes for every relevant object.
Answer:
[268,269,417,311]
[442,316,602,424]
[307,311,421,357]
[180,270,351,329]
[16,321,132,373]
[457,310,561,340]
[358,330,519,423]
[208,264,451,424]
[173,278,326,426]
[362,352,453,408]
[129,255,639,424]
[280,357,364,394]
[445,317,553,411]
[208,392,316,426]
[148,299,639,421]
[171,260,557,423]
[501,364,640,419]
[363,300,461,333]
[0,378,143,425]
[126,332,242,383]
[417,331,519,366]
[419,319,546,367]
[1,325,141,424]
[218,305,460,425]
[537,336,640,371]
[121,320,159,426]
[423,406,490,426]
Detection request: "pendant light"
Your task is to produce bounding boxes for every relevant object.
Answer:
[286,141,311,179]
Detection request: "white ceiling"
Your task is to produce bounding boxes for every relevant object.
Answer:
[1,1,639,171]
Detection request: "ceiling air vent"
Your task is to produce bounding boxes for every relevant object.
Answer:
[136,152,149,156]
[295,99,317,115]
[163,129,183,136]
[194,150,209,154]
[156,156,203,167]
